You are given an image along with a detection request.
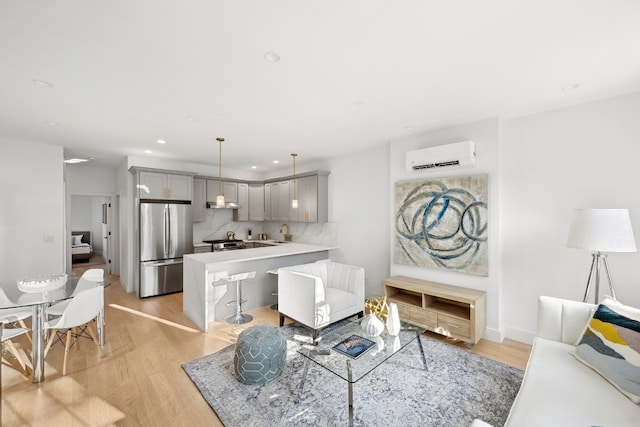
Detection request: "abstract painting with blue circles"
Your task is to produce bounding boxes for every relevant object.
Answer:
[394,174,488,276]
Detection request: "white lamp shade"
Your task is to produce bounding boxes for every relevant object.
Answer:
[567,209,637,252]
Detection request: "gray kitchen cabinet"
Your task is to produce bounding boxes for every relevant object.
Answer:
[206,180,238,204]
[138,171,192,201]
[234,183,264,222]
[192,178,207,222]
[270,180,290,221]
[248,183,265,221]
[264,183,272,221]
[290,172,328,223]
[234,183,249,221]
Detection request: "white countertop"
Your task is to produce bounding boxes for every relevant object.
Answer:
[185,241,336,264]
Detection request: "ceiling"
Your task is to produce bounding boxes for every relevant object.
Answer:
[1,1,639,170]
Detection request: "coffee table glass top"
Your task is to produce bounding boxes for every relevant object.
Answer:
[297,319,426,383]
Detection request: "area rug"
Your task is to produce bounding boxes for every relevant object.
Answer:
[183,321,523,427]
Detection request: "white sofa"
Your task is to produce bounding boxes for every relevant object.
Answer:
[496,296,639,426]
[277,260,365,342]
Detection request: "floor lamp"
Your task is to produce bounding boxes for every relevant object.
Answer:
[567,209,637,304]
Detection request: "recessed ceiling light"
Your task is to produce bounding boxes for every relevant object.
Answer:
[32,78,54,87]
[273,160,279,164]
[404,125,415,132]
[186,116,197,122]
[264,51,281,62]
[145,150,153,154]
[64,158,89,164]
[562,83,580,91]
[157,139,166,144]
[251,165,257,169]
[45,121,60,126]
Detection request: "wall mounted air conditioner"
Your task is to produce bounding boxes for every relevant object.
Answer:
[405,140,476,172]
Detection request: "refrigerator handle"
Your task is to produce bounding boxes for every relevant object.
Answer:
[168,204,172,255]
[164,205,170,259]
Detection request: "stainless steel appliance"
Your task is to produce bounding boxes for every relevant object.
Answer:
[201,239,276,251]
[139,200,193,298]
[202,239,246,251]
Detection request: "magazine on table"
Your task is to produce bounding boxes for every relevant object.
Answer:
[332,334,375,359]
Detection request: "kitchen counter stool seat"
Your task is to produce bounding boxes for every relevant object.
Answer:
[223,271,256,325]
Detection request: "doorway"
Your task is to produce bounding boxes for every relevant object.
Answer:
[68,194,119,276]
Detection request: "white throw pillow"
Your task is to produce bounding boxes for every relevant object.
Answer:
[72,235,83,245]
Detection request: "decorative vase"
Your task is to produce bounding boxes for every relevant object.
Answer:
[361,313,384,337]
[386,303,401,336]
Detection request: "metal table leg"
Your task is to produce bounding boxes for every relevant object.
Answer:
[415,331,428,371]
[347,359,354,427]
[31,303,46,383]
[297,354,311,404]
[97,307,105,346]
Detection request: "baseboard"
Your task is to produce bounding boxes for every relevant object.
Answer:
[504,327,535,345]
[482,327,504,343]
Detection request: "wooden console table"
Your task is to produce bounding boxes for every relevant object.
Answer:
[383,275,486,347]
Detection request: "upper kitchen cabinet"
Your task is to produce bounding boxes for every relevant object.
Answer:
[233,183,265,222]
[137,171,193,201]
[233,183,249,221]
[206,180,238,204]
[291,172,328,223]
[269,180,290,222]
[264,183,272,221]
[192,178,207,222]
[248,183,265,221]
[263,171,328,223]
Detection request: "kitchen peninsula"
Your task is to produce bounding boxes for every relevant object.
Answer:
[183,242,335,331]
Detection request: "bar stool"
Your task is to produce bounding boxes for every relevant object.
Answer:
[266,269,278,310]
[224,271,256,325]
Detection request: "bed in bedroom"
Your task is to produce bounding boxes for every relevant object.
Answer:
[71,231,93,263]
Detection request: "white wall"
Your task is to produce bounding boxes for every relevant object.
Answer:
[66,164,116,195]
[388,118,503,341]
[501,92,640,342]
[0,139,65,280]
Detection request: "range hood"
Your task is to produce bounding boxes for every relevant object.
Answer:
[206,201,240,209]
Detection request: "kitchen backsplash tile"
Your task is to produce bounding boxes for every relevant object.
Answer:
[192,209,338,246]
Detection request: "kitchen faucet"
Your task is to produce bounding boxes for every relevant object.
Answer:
[280,224,293,242]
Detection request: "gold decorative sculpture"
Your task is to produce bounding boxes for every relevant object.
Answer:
[364,296,389,322]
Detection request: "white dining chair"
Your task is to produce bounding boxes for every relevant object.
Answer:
[46,268,104,317]
[2,326,31,376]
[44,286,104,376]
[0,289,33,343]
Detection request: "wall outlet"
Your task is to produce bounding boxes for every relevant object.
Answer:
[42,235,54,243]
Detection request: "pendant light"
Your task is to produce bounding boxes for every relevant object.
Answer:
[291,153,298,209]
[216,137,225,207]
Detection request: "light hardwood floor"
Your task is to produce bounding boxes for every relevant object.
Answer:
[2,269,531,426]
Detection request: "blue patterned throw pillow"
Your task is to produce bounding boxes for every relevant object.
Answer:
[574,296,640,404]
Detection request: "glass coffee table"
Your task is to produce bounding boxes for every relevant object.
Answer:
[297,319,427,426]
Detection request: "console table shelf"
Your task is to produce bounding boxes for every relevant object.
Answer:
[383,275,486,346]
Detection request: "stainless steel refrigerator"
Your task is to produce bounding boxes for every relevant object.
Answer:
[139,201,193,298]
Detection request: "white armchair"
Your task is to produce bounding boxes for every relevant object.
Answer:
[277,260,365,342]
